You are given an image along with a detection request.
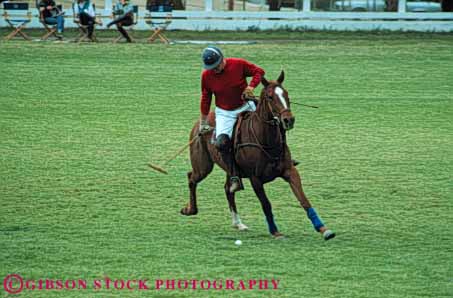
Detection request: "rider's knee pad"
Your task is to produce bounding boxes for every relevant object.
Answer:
[215,134,231,153]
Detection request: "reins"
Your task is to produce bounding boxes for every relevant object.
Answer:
[236,94,285,162]
[252,101,281,126]
[236,86,317,162]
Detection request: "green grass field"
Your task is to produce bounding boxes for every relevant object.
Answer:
[1,32,453,298]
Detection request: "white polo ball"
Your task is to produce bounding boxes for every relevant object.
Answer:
[234,240,242,246]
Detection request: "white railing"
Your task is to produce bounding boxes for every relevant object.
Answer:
[1,1,453,32]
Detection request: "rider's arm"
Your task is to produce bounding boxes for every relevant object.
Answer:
[242,59,265,89]
[200,73,212,118]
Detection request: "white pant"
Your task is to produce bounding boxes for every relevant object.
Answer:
[215,101,256,138]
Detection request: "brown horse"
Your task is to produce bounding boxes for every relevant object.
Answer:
[181,71,335,240]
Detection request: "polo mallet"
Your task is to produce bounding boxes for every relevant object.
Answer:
[246,96,318,109]
[291,102,319,109]
[148,129,211,174]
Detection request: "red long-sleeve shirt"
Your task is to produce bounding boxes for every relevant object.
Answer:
[200,58,265,116]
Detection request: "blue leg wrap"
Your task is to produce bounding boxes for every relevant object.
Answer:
[266,216,278,235]
[307,207,324,232]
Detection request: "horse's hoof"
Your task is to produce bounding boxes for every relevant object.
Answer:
[272,232,285,240]
[323,229,336,241]
[234,223,249,231]
[180,207,198,216]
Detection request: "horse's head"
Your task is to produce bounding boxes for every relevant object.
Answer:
[260,70,295,130]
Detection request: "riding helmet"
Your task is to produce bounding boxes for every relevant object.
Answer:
[202,46,224,70]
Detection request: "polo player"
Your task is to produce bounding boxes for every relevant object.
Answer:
[199,46,265,193]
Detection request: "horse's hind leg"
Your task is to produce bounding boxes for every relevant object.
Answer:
[282,166,336,240]
[250,177,282,238]
[224,176,248,231]
[181,139,214,216]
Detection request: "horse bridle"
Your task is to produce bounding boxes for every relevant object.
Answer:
[239,84,290,162]
[261,84,291,126]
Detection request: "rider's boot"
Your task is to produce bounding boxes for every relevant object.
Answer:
[215,134,244,193]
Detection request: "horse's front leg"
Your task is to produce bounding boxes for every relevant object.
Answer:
[250,177,283,238]
[224,176,248,231]
[282,166,336,240]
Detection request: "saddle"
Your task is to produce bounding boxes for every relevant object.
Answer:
[208,111,252,151]
[233,111,252,153]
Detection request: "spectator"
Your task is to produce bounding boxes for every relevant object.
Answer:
[74,0,98,41]
[107,0,134,42]
[38,0,65,39]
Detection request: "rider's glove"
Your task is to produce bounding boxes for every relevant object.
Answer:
[242,87,255,100]
[199,119,211,134]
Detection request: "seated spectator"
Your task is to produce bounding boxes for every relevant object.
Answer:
[107,0,134,42]
[38,0,65,39]
[74,0,98,41]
